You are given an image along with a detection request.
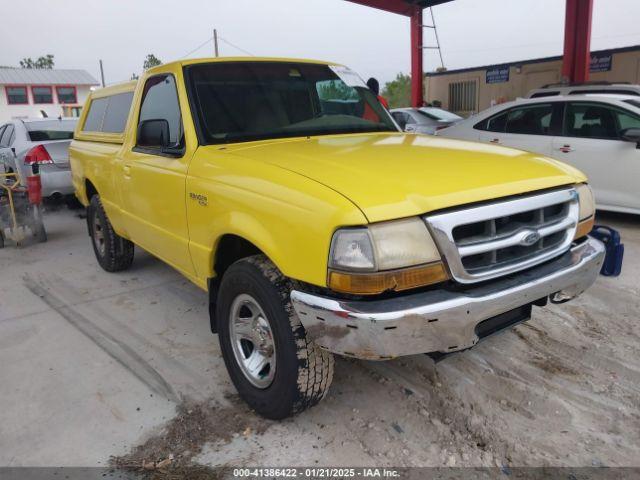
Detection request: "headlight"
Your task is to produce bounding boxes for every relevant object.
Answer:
[575,184,595,239]
[328,218,447,294]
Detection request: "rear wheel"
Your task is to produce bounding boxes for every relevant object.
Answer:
[217,255,334,419]
[88,195,134,272]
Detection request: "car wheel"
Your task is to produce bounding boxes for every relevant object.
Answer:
[88,195,134,272]
[217,254,334,419]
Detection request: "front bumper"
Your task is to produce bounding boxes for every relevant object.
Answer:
[291,237,605,360]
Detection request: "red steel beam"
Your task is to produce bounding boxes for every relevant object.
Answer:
[410,6,424,106]
[562,0,594,83]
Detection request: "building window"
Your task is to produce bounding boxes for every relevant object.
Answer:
[62,105,83,117]
[56,86,77,104]
[6,86,28,105]
[448,80,477,113]
[32,86,53,104]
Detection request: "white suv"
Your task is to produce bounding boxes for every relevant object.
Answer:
[526,83,640,99]
[437,94,640,215]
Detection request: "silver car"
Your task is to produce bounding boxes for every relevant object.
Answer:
[0,118,77,200]
[391,107,462,135]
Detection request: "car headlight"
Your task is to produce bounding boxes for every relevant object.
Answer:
[328,217,448,294]
[575,184,595,239]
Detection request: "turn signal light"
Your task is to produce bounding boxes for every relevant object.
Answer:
[574,216,595,240]
[328,262,449,295]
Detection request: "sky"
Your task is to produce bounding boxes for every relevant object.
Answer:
[1,0,640,87]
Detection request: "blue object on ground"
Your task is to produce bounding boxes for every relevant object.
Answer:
[590,225,624,277]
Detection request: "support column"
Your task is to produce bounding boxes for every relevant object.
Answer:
[562,0,594,83]
[410,6,424,107]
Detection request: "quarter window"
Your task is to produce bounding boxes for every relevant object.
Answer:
[137,74,183,147]
[82,92,134,134]
[6,86,28,104]
[56,86,77,104]
[32,86,53,104]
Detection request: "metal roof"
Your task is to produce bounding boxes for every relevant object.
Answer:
[346,0,454,16]
[0,68,99,86]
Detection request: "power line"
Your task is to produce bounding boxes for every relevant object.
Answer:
[218,36,255,56]
[182,36,214,58]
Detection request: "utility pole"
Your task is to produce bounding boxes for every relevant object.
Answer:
[213,29,219,57]
[99,59,105,87]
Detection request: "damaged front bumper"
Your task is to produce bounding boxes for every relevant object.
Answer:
[291,237,605,360]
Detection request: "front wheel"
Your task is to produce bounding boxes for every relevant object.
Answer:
[217,255,334,419]
[87,195,134,272]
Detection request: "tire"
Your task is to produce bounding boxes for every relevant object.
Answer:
[217,255,334,419]
[88,195,134,272]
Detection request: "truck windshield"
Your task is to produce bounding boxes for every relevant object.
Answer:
[185,62,397,144]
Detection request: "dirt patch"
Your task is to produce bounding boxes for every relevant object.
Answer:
[110,394,270,476]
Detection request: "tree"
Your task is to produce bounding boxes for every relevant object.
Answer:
[130,73,139,80]
[382,73,411,109]
[143,54,162,71]
[20,54,55,69]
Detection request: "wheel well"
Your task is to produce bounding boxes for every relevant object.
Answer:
[85,179,98,201]
[214,234,263,278]
[208,234,263,333]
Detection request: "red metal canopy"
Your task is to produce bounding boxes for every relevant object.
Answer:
[346,0,594,107]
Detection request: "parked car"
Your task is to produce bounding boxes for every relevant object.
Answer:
[0,118,78,203]
[391,107,462,134]
[71,58,603,419]
[526,82,640,99]
[438,94,640,215]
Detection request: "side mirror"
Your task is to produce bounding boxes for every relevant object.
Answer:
[620,127,640,148]
[137,119,170,148]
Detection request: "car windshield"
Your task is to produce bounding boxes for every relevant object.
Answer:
[185,62,396,144]
[418,108,462,122]
[26,119,77,141]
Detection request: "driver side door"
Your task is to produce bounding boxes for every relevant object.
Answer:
[119,73,196,276]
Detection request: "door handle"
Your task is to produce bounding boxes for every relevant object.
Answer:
[123,164,131,176]
[489,138,501,144]
[557,145,574,153]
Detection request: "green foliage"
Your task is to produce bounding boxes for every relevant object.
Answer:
[20,54,55,69]
[143,54,162,71]
[317,80,359,101]
[382,73,411,109]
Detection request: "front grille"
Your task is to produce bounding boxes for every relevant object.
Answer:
[425,189,579,284]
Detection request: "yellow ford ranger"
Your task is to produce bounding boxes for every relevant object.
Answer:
[70,57,604,419]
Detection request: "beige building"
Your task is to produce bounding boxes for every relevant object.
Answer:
[425,45,640,117]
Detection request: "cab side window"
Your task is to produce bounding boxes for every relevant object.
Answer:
[137,74,183,151]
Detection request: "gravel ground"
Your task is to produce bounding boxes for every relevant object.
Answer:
[0,208,638,470]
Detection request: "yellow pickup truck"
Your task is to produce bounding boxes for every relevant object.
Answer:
[70,57,604,419]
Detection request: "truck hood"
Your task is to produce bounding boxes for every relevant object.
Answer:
[224,133,586,223]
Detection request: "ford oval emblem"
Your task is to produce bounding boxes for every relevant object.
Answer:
[521,231,541,246]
